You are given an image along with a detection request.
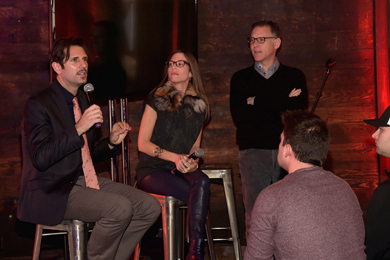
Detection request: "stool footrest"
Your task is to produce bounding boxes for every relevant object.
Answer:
[211,227,231,230]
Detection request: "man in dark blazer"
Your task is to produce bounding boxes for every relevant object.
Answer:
[17,37,160,260]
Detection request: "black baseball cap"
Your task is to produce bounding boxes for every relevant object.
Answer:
[364,105,390,127]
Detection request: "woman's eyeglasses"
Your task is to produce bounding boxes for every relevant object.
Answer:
[166,60,190,68]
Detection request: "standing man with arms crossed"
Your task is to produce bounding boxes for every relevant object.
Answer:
[245,110,365,260]
[17,37,160,260]
[364,105,390,260]
[230,20,308,236]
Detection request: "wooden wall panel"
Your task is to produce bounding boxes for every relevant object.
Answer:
[0,0,50,215]
[198,0,377,242]
[0,0,380,250]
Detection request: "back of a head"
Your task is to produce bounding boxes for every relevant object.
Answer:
[282,110,330,166]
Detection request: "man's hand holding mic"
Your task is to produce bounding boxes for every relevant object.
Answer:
[75,105,103,136]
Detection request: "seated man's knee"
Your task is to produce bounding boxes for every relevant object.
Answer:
[106,196,133,224]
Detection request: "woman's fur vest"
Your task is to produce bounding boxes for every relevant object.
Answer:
[154,82,206,114]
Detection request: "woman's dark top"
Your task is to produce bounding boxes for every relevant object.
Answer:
[136,83,207,182]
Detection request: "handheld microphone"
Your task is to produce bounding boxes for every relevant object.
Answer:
[83,83,101,128]
[187,148,204,160]
[171,148,204,173]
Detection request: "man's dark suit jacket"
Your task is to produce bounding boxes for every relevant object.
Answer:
[17,80,115,226]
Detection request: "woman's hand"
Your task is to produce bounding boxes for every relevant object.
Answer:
[175,155,198,173]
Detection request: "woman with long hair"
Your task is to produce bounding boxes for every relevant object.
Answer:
[136,50,210,260]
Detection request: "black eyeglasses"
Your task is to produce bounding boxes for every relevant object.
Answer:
[166,60,190,68]
[247,37,276,45]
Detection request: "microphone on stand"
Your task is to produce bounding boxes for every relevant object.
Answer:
[311,58,336,113]
[83,83,101,128]
[326,57,336,73]
[171,148,204,174]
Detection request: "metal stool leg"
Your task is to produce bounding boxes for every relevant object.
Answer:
[70,220,86,260]
[32,224,43,260]
[133,243,141,260]
[164,196,183,260]
[222,170,242,260]
[32,220,90,260]
[64,234,70,260]
[149,193,214,260]
[67,225,75,260]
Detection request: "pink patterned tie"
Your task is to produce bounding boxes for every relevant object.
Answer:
[72,97,100,189]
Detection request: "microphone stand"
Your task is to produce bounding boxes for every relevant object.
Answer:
[311,58,336,113]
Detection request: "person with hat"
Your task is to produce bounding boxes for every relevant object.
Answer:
[244,110,365,260]
[364,105,390,260]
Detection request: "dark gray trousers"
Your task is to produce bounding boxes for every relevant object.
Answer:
[64,176,161,260]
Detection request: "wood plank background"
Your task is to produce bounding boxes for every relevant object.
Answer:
[196,0,377,240]
[0,0,378,248]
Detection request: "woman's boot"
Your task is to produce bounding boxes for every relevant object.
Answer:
[187,238,204,260]
[186,170,210,260]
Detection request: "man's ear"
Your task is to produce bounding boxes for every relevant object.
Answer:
[274,38,281,50]
[51,62,62,75]
[284,143,293,158]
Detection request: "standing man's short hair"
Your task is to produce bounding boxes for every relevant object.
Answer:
[251,20,282,39]
[282,110,330,166]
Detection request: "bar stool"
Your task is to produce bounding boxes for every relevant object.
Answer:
[201,164,242,260]
[33,219,93,260]
[133,193,216,260]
